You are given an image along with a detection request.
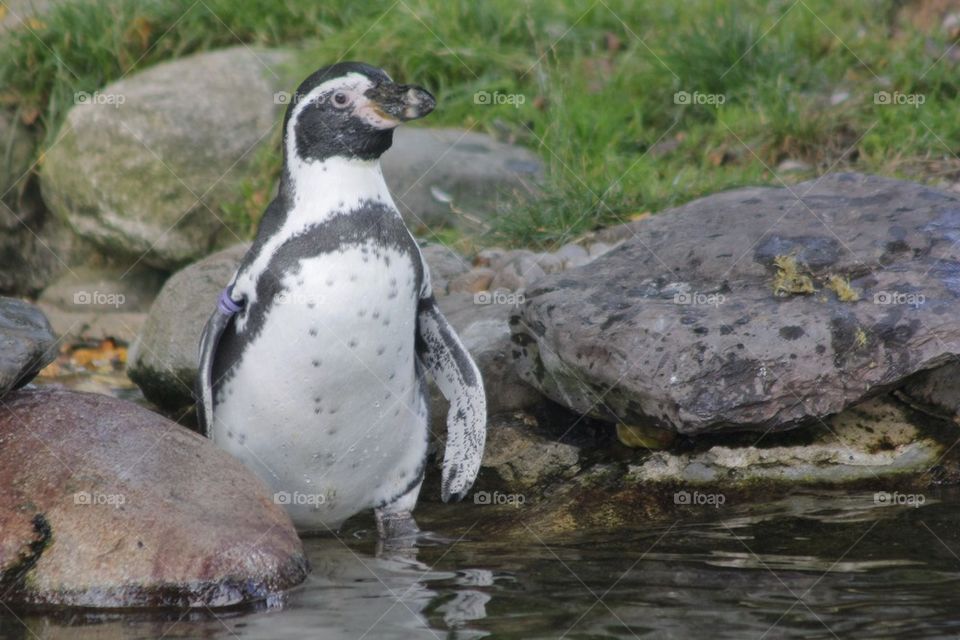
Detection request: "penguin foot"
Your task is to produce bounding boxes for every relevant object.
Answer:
[375,509,420,541]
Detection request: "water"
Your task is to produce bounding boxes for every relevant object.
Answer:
[6,489,960,639]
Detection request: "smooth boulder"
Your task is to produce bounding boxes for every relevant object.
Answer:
[0,387,307,607]
[512,173,960,435]
[41,47,294,268]
[0,297,56,396]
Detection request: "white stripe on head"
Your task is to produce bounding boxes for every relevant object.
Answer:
[285,73,376,162]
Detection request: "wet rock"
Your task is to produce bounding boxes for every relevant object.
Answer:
[476,414,580,490]
[513,173,960,435]
[901,360,960,418]
[0,297,57,397]
[0,387,307,607]
[627,398,940,484]
[426,412,580,499]
[382,128,542,230]
[128,244,249,411]
[41,47,295,268]
[420,243,469,296]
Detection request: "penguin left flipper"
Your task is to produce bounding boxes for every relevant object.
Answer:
[196,285,244,437]
[415,294,487,502]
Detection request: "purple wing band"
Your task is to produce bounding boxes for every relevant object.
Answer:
[217,286,244,315]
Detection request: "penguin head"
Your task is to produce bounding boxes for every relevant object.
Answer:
[282,62,435,163]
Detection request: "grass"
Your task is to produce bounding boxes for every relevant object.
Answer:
[3,0,960,251]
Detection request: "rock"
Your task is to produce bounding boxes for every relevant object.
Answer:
[36,303,147,344]
[474,247,506,268]
[35,264,164,342]
[420,243,469,295]
[382,128,542,230]
[0,387,306,607]
[0,297,56,397]
[449,267,495,294]
[587,241,614,258]
[512,173,960,435]
[128,243,248,411]
[0,110,83,295]
[901,361,960,417]
[41,47,295,269]
[554,242,591,269]
[475,414,580,490]
[627,398,941,484]
[39,264,166,313]
[533,252,563,274]
[0,109,33,209]
[490,253,546,292]
[428,293,545,434]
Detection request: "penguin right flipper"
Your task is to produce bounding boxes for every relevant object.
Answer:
[415,295,487,503]
[196,285,244,437]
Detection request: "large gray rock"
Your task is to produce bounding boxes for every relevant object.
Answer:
[0,297,57,396]
[41,47,295,268]
[128,243,248,410]
[0,387,307,607]
[512,173,960,435]
[382,127,542,230]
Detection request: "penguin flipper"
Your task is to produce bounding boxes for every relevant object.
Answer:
[196,286,244,437]
[415,295,487,502]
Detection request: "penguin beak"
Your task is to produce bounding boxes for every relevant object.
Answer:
[364,82,436,126]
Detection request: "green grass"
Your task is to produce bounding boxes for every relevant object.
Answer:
[3,0,959,251]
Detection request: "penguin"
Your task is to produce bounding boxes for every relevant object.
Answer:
[196,62,486,539]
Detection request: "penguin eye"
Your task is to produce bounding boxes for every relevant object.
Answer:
[333,92,349,107]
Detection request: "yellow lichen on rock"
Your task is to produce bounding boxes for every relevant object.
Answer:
[772,254,815,296]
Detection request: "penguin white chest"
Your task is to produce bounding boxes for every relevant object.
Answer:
[212,241,428,529]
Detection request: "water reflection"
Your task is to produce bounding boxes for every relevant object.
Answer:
[6,489,960,639]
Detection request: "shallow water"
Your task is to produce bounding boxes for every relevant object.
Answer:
[6,488,960,639]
